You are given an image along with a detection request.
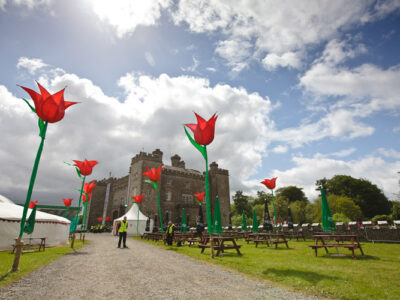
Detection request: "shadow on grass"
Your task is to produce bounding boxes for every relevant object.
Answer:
[319,254,380,261]
[263,268,340,285]
[0,272,10,282]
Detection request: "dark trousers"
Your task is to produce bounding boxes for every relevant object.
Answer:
[166,234,173,246]
[118,232,127,247]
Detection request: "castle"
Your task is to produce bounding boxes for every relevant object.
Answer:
[87,149,230,228]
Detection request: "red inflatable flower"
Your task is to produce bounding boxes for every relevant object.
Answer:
[194,192,205,204]
[62,198,73,207]
[20,82,78,123]
[83,181,96,195]
[142,165,162,182]
[82,194,92,203]
[73,159,98,176]
[261,177,277,190]
[29,200,38,208]
[132,195,144,204]
[185,113,218,145]
[106,216,110,221]
[98,217,103,222]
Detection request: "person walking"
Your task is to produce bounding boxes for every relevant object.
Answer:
[166,221,175,246]
[118,216,128,248]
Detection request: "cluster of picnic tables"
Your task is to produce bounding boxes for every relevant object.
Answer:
[142,230,365,259]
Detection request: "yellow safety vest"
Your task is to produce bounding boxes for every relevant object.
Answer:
[168,224,175,234]
[119,221,128,233]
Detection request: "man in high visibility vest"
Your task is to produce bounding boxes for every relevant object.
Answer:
[118,216,128,248]
[166,221,175,246]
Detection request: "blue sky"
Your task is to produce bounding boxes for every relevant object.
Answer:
[0,0,399,205]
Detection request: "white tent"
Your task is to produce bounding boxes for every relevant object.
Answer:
[0,195,71,251]
[113,203,153,236]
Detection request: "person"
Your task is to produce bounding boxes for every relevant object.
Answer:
[118,216,128,248]
[166,221,175,246]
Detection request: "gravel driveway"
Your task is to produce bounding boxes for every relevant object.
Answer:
[0,233,322,300]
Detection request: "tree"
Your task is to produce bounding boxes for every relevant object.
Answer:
[268,195,288,222]
[316,175,391,218]
[276,186,308,203]
[391,201,400,220]
[252,191,273,206]
[232,190,252,217]
[289,200,308,224]
[312,194,363,222]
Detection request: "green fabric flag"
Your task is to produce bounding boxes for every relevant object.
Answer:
[241,210,247,231]
[181,208,187,233]
[24,206,37,234]
[321,186,336,232]
[212,196,223,234]
[69,215,79,234]
[252,208,259,233]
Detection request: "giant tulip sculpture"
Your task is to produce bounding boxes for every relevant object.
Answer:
[132,194,144,236]
[142,166,164,233]
[194,192,205,205]
[261,177,278,228]
[62,198,73,217]
[65,159,98,235]
[12,82,78,272]
[185,113,217,234]
[81,181,96,231]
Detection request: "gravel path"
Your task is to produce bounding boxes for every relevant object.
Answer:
[0,234,322,300]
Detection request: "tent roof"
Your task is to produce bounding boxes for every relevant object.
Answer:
[115,203,148,221]
[0,194,14,204]
[0,202,70,224]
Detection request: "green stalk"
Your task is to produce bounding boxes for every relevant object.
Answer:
[137,203,140,236]
[18,122,48,237]
[204,146,212,235]
[155,184,164,233]
[272,190,277,228]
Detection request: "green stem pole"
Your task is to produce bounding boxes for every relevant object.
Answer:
[155,185,164,233]
[82,203,88,232]
[18,122,48,237]
[271,190,277,228]
[204,146,212,235]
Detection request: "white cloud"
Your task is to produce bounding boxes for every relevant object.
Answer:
[330,147,357,158]
[378,148,400,159]
[144,52,155,67]
[206,67,216,72]
[16,57,48,74]
[272,145,288,154]
[0,0,52,10]
[171,0,400,71]
[87,0,171,38]
[262,52,302,70]
[181,56,199,72]
[268,154,400,200]
[393,126,400,133]
[0,61,273,204]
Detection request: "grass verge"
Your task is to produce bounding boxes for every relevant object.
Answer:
[0,239,87,288]
[133,237,400,299]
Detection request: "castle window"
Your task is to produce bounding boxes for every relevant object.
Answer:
[167,178,173,185]
[182,194,193,204]
[166,192,172,201]
[184,182,190,189]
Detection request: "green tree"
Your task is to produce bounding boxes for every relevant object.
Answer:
[232,190,252,217]
[391,201,400,220]
[312,194,363,222]
[253,204,264,224]
[316,175,391,218]
[289,200,308,224]
[276,186,308,203]
[268,195,288,222]
[252,191,273,206]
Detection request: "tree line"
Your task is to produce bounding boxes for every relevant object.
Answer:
[230,175,399,226]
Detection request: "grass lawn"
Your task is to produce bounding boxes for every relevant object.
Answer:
[134,237,400,299]
[0,239,87,289]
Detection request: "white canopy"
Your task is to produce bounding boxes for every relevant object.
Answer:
[0,195,71,250]
[113,203,153,236]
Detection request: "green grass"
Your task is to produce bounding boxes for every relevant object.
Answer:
[134,237,400,299]
[0,239,87,288]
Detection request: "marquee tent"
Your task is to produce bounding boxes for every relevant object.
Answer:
[0,195,71,250]
[113,203,153,236]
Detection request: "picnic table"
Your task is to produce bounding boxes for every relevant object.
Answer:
[12,237,46,254]
[309,234,364,259]
[267,233,289,248]
[198,236,242,258]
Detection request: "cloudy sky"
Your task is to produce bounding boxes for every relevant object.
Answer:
[1,0,399,205]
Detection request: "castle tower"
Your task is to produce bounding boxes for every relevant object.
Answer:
[209,162,230,226]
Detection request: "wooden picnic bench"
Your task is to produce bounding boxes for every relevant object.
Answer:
[198,236,242,258]
[309,234,364,259]
[267,233,289,248]
[12,237,46,254]
[253,233,271,247]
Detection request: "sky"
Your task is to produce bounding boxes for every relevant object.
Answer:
[0,0,399,206]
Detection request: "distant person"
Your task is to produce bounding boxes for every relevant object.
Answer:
[166,221,175,246]
[118,216,128,248]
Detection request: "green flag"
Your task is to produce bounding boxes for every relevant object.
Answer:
[252,208,259,233]
[321,186,335,232]
[241,210,247,231]
[24,206,37,234]
[69,215,79,234]
[181,208,187,233]
[212,196,223,234]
